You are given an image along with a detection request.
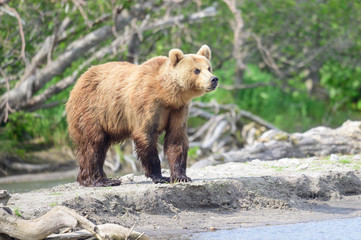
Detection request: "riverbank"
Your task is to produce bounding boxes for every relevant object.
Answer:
[3,154,361,238]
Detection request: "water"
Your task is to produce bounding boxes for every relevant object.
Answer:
[0,177,75,193]
[186,217,361,240]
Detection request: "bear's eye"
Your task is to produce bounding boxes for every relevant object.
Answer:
[194,69,201,74]
[208,67,212,72]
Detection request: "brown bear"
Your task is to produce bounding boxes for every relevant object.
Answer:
[66,45,218,187]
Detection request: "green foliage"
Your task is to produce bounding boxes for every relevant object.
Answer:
[198,62,358,132]
[188,146,200,162]
[200,61,237,104]
[2,112,35,142]
[236,65,326,131]
[320,61,361,111]
[1,0,361,157]
[1,104,69,151]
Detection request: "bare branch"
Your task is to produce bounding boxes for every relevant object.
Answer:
[47,19,59,64]
[2,3,26,63]
[191,101,278,130]
[222,0,247,84]
[15,6,217,113]
[19,17,72,85]
[250,33,283,77]
[0,25,114,122]
[72,0,92,28]
[238,109,278,130]
[0,67,15,122]
[189,100,278,158]
[0,75,18,85]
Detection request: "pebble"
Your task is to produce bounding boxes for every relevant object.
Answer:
[250,159,262,165]
[0,190,10,206]
[120,174,134,183]
[297,163,309,170]
[0,190,9,199]
[330,154,339,162]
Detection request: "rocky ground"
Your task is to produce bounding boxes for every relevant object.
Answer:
[2,154,361,239]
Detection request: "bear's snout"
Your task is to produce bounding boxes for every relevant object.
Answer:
[210,76,218,89]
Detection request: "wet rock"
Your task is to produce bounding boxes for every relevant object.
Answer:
[0,190,10,206]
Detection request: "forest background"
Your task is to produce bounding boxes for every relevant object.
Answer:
[1,0,360,168]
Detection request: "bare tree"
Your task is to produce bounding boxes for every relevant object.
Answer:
[0,0,216,123]
[222,0,247,85]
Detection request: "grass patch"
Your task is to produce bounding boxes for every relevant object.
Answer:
[353,165,361,170]
[270,166,289,171]
[339,159,352,164]
[14,207,22,217]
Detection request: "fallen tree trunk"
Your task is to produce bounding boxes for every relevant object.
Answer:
[192,120,361,168]
[0,206,148,240]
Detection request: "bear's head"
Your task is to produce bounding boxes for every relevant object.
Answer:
[167,45,218,101]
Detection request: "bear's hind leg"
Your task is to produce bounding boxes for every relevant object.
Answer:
[76,136,121,187]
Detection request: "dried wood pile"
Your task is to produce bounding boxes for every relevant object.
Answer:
[190,103,361,168]
[106,101,361,170]
[188,100,278,154]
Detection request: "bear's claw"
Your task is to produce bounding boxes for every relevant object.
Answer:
[152,176,171,184]
[171,176,192,183]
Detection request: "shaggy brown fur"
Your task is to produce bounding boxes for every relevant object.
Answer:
[66,45,218,187]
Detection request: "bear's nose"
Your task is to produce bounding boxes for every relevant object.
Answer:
[210,76,218,88]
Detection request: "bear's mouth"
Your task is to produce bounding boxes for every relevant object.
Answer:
[206,86,217,92]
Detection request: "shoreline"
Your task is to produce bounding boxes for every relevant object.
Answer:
[2,155,361,238]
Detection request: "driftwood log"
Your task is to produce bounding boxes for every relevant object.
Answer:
[0,206,148,240]
[192,120,361,168]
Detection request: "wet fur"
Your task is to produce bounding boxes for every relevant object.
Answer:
[66,45,215,186]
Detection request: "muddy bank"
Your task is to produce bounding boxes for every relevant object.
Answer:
[3,154,361,238]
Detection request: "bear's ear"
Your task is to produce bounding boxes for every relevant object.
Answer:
[197,45,211,61]
[169,49,184,66]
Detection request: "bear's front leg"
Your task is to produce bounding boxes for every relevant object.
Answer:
[164,128,191,183]
[132,132,170,184]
